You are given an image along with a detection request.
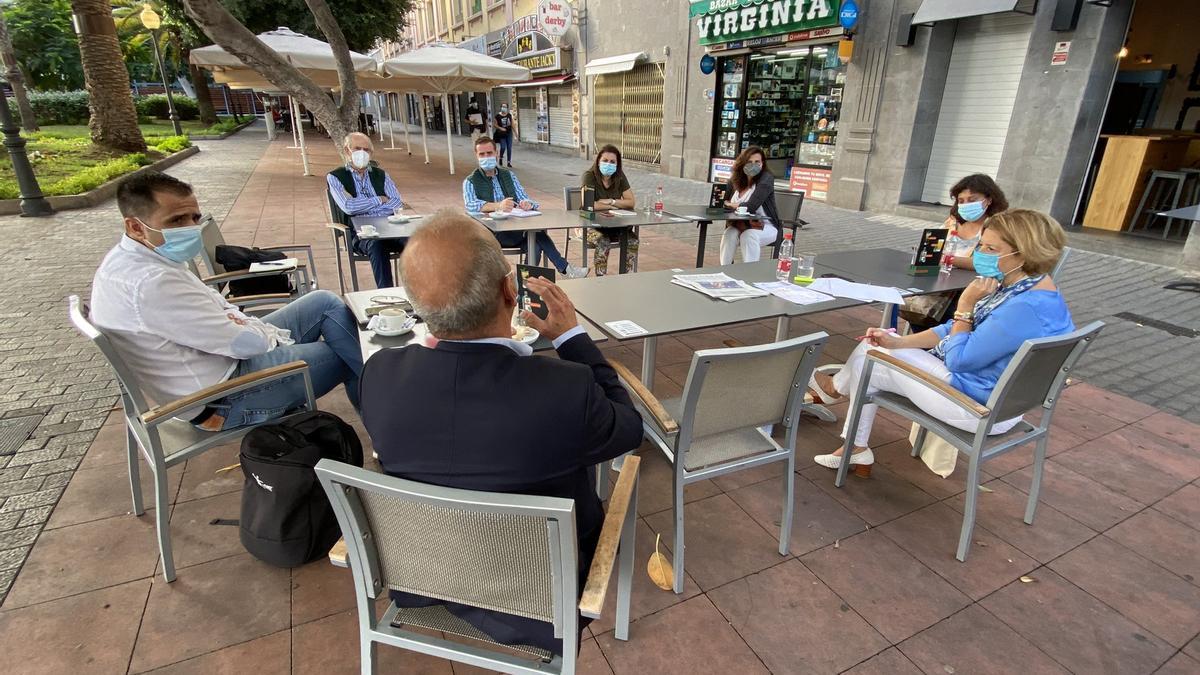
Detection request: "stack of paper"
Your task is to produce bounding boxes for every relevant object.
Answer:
[508,208,542,218]
[805,278,906,304]
[671,273,769,302]
[753,281,835,305]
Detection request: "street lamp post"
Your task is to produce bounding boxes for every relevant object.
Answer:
[140,5,181,136]
[0,82,52,217]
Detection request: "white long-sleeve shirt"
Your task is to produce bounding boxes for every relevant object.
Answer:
[90,236,293,408]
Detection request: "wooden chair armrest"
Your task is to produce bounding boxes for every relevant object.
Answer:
[328,537,348,568]
[141,361,309,425]
[866,350,990,418]
[201,265,305,284]
[227,293,294,304]
[326,222,349,232]
[579,454,640,618]
[609,360,679,434]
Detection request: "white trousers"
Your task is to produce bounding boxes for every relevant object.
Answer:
[719,223,777,264]
[832,341,1020,448]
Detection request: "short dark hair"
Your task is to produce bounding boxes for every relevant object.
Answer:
[117,171,193,219]
[948,174,1008,223]
[474,135,496,151]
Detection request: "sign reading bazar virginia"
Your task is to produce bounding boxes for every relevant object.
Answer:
[691,0,842,45]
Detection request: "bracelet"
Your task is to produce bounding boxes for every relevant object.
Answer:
[953,311,974,323]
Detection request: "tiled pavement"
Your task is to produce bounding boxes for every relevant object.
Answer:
[0,123,1197,673]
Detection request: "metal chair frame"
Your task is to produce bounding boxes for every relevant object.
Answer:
[835,322,1105,561]
[68,296,317,582]
[317,456,640,675]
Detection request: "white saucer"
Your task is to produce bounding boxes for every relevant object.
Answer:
[375,324,414,337]
[490,212,511,220]
[359,228,379,237]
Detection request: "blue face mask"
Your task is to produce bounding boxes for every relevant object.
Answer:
[478,156,498,171]
[599,161,617,177]
[972,250,1019,280]
[139,217,206,264]
[957,200,987,222]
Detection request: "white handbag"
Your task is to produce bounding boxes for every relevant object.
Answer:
[909,423,958,478]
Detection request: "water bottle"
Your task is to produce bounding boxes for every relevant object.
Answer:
[654,185,664,216]
[776,232,794,281]
[940,232,961,275]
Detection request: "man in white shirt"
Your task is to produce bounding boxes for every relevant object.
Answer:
[91,171,363,430]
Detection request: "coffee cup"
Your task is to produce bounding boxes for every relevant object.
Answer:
[360,224,378,236]
[736,206,749,215]
[376,307,410,333]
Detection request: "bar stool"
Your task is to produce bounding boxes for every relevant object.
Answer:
[1127,170,1187,239]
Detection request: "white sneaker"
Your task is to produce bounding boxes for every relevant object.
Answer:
[565,264,589,279]
[813,447,874,477]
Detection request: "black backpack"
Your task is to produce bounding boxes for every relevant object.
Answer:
[215,244,293,297]
[239,411,363,567]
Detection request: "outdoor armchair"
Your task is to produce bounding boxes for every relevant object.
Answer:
[834,321,1105,561]
[610,332,828,593]
[198,216,318,298]
[68,295,317,582]
[317,454,641,675]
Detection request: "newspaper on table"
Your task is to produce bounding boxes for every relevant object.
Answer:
[671,273,769,302]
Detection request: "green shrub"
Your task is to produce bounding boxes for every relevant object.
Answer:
[5,90,91,126]
[193,117,242,136]
[43,153,150,196]
[135,94,199,121]
[152,135,191,153]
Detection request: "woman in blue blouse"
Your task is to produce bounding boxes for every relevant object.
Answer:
[809,209,1074,475]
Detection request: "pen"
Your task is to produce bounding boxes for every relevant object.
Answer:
[855,328,897,342]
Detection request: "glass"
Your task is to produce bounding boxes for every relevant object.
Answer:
[792,253,816,283]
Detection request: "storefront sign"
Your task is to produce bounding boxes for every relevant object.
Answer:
[705,25,844,52]
[839,0,858,30]
[789,166,832,200]
[1051,41,1070,66]
[499,15,572,75]
[691,0,842,46]
[700,53,717,74]
[512,48,563,73]
[538,0,572,38]
[710,157,735,183]
[459,35,486,55]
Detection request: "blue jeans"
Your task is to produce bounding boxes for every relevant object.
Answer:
[495,230,568,272]
[211,291,364,430]
[352,235,405,288]
[496,133,512,163]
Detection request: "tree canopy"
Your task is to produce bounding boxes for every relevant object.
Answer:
[2,0,84,90]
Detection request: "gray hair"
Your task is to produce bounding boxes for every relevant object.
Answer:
[400,212,510,337]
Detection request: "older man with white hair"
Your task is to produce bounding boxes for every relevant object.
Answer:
[326,132,406,288]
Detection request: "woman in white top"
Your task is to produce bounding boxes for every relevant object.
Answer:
[720,146,780,264]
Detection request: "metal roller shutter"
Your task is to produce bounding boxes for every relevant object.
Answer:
[921,12,1034,205]
[517,94,538,143]
[547,85,574,149]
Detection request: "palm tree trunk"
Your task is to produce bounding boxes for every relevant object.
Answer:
[70,0,147,152]
[183,49,218,125]
[0,14,37,132]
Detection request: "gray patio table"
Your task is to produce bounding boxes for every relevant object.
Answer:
[814,248,978,328]
[558,259,857,419]
[580,209,693,273]
[662,204,758,267]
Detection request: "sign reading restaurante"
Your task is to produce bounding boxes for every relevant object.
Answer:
[691,0,842,45]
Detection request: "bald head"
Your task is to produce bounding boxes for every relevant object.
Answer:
[400,209,514,339]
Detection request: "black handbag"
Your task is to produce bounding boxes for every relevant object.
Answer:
[215,244,293,297]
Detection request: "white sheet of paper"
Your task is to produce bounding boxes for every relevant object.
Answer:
[606,320,649,338]
[806,278,905,304]
[609,209,636,216]
[753,281,835,305]
[508,208,542,218]
[249,258,297,273]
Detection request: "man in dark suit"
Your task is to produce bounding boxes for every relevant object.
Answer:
[359,210,643,655]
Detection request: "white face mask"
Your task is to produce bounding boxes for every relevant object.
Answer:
[350,149,370,169]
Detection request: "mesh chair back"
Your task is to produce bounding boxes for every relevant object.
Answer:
[774,190,804,228]
[199,218,226,276]
[986,321,1104,422]
[1050,247,1071,280]
[315,460,576,628]
[67,296,151,417]
[563,187,583,210]
[679,333,826,441]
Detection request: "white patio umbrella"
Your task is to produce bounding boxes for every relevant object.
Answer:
[380,46,531,175]
[191,27,384,175]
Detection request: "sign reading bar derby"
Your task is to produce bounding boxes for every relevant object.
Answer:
[691,0,843,45]
[538,0,572,38]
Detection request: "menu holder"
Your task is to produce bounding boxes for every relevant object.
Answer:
[709,183,729,209]
[582,186,596,212]
[908,228,949,276]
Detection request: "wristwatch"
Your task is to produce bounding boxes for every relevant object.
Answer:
[607,198,615,206]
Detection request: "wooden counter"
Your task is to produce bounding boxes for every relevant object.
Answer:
[1083,135,1191,231]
